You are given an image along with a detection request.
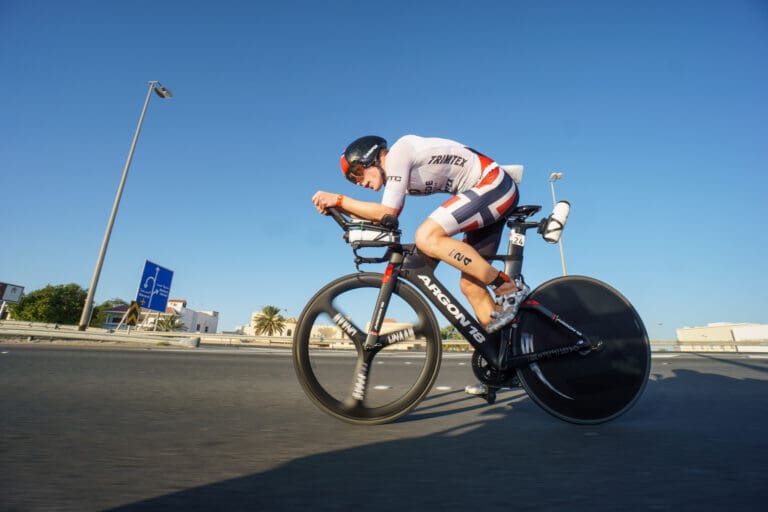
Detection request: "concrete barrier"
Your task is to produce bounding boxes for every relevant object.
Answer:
[2,322,767,353]
[0,322,199,348]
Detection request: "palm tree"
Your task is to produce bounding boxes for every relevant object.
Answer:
[155,314,187,332]
[440,325,463,340]
[253,305,286,336]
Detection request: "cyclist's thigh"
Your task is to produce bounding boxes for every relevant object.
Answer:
[429,169,519,241]
[464,220,506,259]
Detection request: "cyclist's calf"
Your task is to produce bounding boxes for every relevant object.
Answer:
[459,274,495,326]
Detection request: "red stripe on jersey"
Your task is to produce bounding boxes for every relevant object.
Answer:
[478,154,493,171]
[441,196,461,208]
[496,195,517,215]
[478,168,500,188]
[496,189,519,214]
[461,220,480,232]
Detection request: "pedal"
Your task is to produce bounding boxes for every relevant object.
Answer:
[465,382,499,404]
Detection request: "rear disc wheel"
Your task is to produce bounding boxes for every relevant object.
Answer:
[514,276,650,424]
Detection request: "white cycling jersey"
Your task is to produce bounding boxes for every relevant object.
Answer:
[381,135,493,212]
[380,135,518,240]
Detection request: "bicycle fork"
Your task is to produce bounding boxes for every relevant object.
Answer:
[346,255,404,407]
[363,253,404,351]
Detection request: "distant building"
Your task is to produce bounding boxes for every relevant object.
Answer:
[235,313,413,340]
[103,299,219,333]
[166,300,219,334]
[676,323,768,342]
[102,304,131,329]
[236,313,298,337]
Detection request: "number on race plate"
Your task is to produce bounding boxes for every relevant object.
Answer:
[510,232,526,247]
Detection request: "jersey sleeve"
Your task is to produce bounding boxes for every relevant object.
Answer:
[380,137,415,213]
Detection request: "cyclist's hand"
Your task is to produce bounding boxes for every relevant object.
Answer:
[312,191,338,215]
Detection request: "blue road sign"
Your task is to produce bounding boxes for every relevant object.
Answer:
[136,260,174,312]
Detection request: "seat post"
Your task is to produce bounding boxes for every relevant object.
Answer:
[499,205,543,279]
[504,221,526,278]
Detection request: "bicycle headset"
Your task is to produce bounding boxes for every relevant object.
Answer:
[340,135,387,182]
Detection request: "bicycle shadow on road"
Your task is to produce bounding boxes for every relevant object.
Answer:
[108,362,768,512]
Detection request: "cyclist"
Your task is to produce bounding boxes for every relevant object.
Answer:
[311,134,529,334]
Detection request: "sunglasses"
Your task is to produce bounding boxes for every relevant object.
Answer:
[345,162,368,183]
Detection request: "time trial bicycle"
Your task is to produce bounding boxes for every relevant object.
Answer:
[293,204,650,425]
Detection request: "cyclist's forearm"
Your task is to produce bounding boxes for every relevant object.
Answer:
[339,196,398,222]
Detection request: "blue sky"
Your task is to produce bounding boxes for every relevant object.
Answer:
[1,0,766,340]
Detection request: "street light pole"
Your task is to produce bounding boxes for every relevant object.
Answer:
[548,172,567,276]
[78,81,172,331]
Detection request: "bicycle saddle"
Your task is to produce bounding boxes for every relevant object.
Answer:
[507,205,542,220]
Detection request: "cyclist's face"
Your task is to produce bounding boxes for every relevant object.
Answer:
[348,165,384,191]
[345,163,366,184]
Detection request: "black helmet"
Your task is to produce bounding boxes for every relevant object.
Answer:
[340,135,387,181]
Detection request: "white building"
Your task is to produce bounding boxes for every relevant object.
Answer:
[166,299,219,334]
[237,312,414,341]
[103,299,219,333]
[676,323,768,342]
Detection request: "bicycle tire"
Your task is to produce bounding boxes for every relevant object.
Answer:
[514,275,650,424]
[293,272,442,425]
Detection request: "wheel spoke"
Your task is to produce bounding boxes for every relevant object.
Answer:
[347,353,374,404]
[315,298,367,348]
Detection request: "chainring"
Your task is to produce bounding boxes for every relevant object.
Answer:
[471,349,513,387]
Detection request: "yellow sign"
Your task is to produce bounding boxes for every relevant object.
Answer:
[125,301,140,326]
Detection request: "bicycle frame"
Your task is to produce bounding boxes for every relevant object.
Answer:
[329,207,596,372]
[370,247,594,372]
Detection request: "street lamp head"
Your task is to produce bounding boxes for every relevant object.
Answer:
[154,83,173,99]
[549,172,563,182]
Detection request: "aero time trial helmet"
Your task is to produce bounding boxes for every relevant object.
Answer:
[339,135,387,182]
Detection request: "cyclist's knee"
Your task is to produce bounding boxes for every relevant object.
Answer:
[414,220,445,255]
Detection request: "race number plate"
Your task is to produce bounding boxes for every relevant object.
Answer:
[509,232,526,247]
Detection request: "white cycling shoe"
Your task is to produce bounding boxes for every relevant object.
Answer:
[485,282,530,333]
[464,376,522,396]
[464,382,489,396]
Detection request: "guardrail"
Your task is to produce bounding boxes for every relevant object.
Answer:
[2,321,766,353]
[0,321,200,348]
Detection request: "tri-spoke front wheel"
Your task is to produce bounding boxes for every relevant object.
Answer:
[293,273,442,425]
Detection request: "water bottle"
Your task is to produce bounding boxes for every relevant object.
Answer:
[543,200,570,244]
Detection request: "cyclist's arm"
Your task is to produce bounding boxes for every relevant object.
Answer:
[311,191,399,222]
[339,195,400,222]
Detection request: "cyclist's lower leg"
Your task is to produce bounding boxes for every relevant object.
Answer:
[414,220,528,332]
[459,273,495,326]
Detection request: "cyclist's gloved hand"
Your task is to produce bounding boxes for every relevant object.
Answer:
[380,214,399,229]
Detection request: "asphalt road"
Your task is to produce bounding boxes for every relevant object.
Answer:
[1,344,766,511]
